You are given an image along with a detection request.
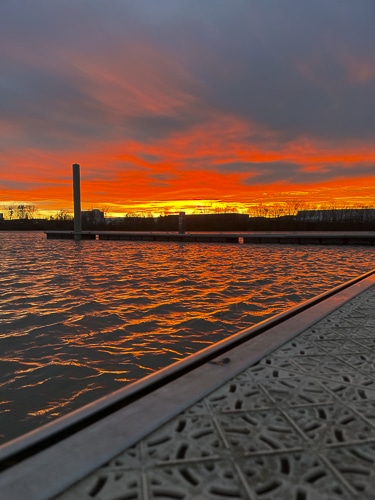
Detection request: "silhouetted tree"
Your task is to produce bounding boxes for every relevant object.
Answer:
[55,209,72,221]
[7,205,14,220]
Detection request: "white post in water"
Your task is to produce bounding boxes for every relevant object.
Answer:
[72,163,82,239]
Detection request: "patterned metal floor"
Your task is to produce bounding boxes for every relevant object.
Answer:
[57,288,375,500]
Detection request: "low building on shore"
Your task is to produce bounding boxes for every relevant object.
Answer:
[296,208,375,223]
[81,209,105,226]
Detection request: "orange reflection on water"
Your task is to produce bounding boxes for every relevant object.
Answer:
[27,384,100,418]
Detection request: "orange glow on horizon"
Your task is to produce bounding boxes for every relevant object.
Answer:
[1,125,375,218]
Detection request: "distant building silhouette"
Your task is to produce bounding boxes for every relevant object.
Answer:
[81,209,105,225]
[296,209,375,223]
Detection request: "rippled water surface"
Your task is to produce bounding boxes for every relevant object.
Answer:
[1,231,375,443]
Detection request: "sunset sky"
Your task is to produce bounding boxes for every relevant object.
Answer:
[1,1,375,217]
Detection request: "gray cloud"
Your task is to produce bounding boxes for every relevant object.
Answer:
[116,1,375,143]
[0,179,43,191]
[149,172,176,188]
[0,62,116,151]
[1,0,375,159]
[138,153,162,164]
[126,113,200,142]
[234,161,375,186]
[186,5,375,142]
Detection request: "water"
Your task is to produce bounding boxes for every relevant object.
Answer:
[1,231,374,444]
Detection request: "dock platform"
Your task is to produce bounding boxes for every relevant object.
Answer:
[1,271,375,498]
[45,230,375,245]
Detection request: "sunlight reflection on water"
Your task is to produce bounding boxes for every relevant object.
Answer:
[1,231,375,442]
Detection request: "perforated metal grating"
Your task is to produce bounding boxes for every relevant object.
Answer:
[57,288,375,499]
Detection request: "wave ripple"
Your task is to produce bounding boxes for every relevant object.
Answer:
[0,231,374,443]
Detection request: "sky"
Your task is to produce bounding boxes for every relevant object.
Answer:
[1,0,375,217]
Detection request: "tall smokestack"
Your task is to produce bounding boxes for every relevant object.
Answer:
[72,163,81,237]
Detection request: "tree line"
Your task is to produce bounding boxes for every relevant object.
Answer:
[3,204,39,220]
[1,203,375,232]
